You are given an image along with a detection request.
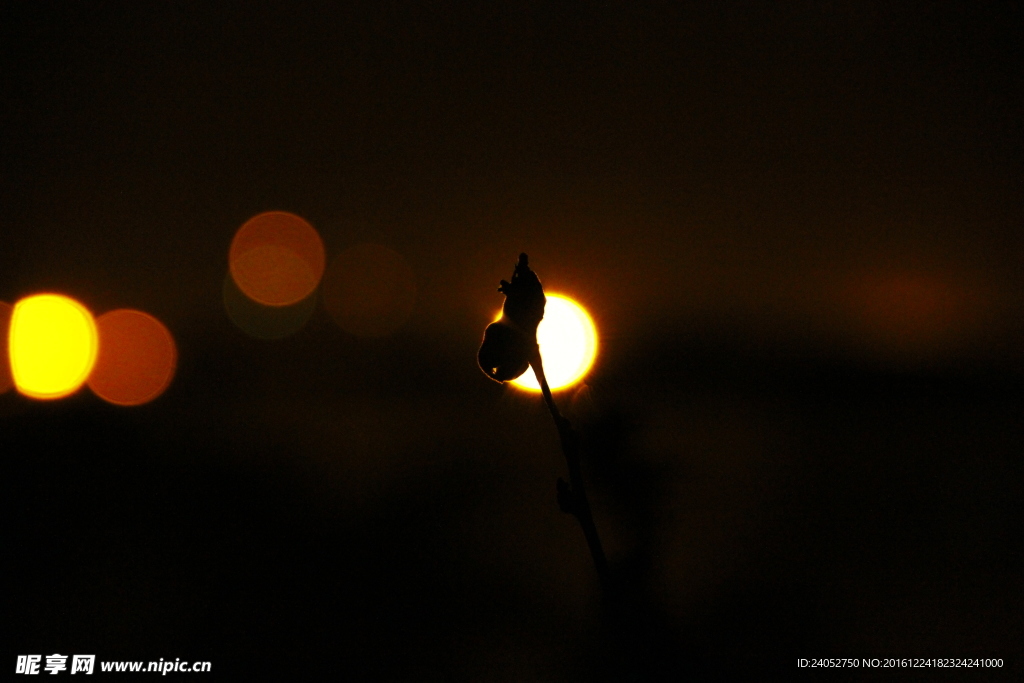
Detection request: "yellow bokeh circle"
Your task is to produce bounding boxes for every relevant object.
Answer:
[9,294,99,399]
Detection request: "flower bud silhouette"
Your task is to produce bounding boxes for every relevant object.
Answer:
[478,253,546,383]
[477,253,610,592]
[478,321,531,382]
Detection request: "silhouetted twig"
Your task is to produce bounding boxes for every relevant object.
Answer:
[479,253,609,589]
[531,345,610,590]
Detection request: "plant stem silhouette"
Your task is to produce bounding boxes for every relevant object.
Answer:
[478,253,609,589]
[532,345,610,590]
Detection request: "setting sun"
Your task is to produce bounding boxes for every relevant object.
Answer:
[504,293,598,392]
[9,294,99,399]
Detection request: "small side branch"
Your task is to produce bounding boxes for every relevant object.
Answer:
[531,345,610,590]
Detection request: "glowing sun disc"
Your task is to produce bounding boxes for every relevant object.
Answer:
[9,294,98,399]
[503,293,598,392]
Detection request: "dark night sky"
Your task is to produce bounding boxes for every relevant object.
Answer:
[3,2,1023,680]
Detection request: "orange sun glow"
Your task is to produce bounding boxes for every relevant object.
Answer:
[498,293,598,392]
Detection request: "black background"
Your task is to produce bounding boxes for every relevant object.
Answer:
[3,2,1023,680]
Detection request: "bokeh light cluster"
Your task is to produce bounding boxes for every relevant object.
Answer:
[226,212,418,339]
[225,212,601,389]
[1,294,176,405]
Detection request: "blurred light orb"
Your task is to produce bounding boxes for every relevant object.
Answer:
[9,294,98,399]
[506,294,598,392]
[88,309,177,406]
[322,244,417,338]
[229,211,325,306]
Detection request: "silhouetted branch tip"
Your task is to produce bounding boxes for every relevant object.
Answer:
[497,252,545,334]
[477,253,609,590]
[477,252,546,383]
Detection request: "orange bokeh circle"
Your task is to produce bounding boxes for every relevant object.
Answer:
[229,211,326,306]
[88,309,177,406]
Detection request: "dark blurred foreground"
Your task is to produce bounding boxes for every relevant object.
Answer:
[5,318,1022,681]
